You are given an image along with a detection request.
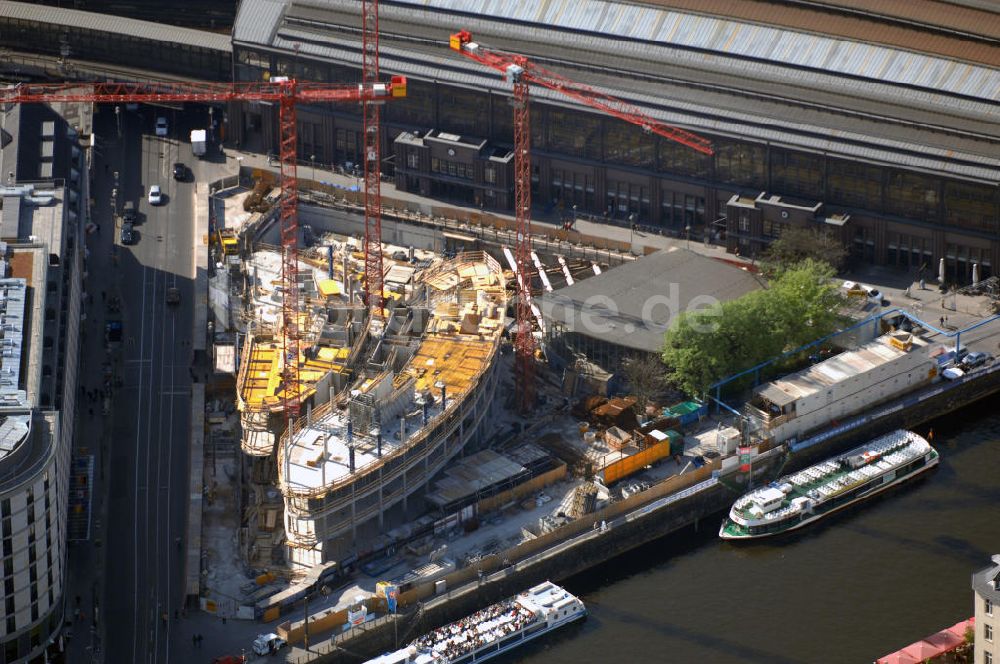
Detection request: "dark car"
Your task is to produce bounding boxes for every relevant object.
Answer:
[172,162,186,181]
[122,208,137,225]
[960,351,992,370]
[120,221,136,245]
[105,319,122,344]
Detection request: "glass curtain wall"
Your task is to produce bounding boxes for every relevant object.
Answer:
[944,181,998,234]
[713,139,766,189]
[604,121,655,169]
[770,149,824,199]
[438,86,489,138]
[886,170,941,221]
[658,137,711,179]
[544,108,602,160]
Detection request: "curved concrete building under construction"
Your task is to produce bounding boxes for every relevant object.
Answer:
[278,253,507,567]
[235,246,508,569]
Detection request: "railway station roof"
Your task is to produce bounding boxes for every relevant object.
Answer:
[232,0,1000,182]
[1,0,231,53]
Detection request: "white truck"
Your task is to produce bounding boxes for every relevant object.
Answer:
[191,129,207,158]
[251,633,286,656]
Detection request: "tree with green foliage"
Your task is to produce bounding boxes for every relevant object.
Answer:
[661,259,844,396]
[762,226,848,275]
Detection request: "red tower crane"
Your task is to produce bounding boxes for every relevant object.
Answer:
[449,30,713,413]
[361,0,387,322]
[0,77,406,426]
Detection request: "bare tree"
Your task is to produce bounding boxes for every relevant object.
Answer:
[622,354,668,417]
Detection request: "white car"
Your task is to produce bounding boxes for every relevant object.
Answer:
[942,366,965,381]
[155,117,168,137]
[147,185,162,205]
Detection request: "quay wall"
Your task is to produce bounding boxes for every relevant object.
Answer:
[292,456,782,663]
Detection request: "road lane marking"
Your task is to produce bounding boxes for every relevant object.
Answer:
[131,264,149,664]
[163,291,177,664]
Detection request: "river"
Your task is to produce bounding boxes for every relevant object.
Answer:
[516,403,1000,663]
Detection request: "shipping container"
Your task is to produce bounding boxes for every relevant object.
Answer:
[663,429,685,455]
[601,440,671,484]
[665,400,707,426]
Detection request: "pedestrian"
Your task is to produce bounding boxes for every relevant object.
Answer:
[101,291,105,302]
[221,616,226,625]
[197,634,203,646]
[88,408,93,418]
[940,316,944,328]
[174,609,179,620]
[192,634,197,647]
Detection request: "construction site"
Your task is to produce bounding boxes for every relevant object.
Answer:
[196,164,773,640]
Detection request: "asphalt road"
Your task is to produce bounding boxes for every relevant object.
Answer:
[98,105,196,664]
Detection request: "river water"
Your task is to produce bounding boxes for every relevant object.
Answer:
[516,403,1000,664]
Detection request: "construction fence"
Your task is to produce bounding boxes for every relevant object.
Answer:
[395,458,718,609]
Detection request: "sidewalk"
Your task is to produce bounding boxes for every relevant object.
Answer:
[65,145,121,664]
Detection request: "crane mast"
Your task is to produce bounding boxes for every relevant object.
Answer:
[277,80,302,421]
[362,0,385,323]
[511,78,535,414]
[449,30,713,412]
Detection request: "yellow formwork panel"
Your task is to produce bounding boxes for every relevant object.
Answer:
[317,279,342,297]
[409,337,492,395]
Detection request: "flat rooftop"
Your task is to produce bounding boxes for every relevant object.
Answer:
[754,333,930,408]
[426,449,527,508]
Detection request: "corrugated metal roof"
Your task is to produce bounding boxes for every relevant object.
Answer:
[232,0,286,46]
[383,0,1000,102]
[0,0,231,52]
[641,0,1000,61]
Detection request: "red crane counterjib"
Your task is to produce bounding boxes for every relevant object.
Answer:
[448,30,712,156]
[0,77,408,105]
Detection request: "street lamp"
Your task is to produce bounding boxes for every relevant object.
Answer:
[310,153,316,183]
[572,204,578,229]
[685,223,691,250]
[628,213,637,246]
